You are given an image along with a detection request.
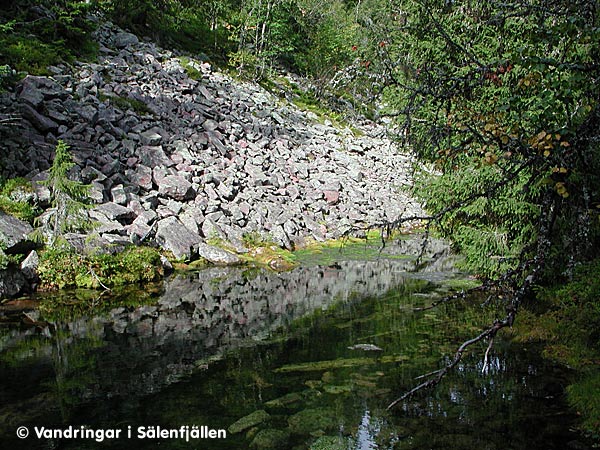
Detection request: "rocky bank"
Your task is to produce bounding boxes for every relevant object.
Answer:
[0,18,423,295]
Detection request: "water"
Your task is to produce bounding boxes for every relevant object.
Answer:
[0,238,587,449]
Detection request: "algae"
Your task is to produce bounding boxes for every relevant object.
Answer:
[228,410,271,434]
[274,357,378,373]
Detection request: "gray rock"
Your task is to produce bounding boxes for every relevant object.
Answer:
[0,211,35,254]
[197,243,240,265]
[21,104,59,132]
[127,165,154,191]
[88,210,124,233]
[140,130,163,146]
[111,184,128,204]
[114,32,139,49]
[155,216,201,260]
[89,181,105,204]
[18,75,64,107]
[201,217,227,240]
[139,145,173,167]
[73,104,99,125]
[157,175,195,201]
[179,207,202,235]
[0,267,27,298]
[94,202,135,222]
[21,250,40,281]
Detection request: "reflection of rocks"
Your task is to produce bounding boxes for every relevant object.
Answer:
[0,239,455,432]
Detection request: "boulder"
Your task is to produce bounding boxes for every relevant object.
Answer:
[94,202,135,222]
[197,243,240,265]
[139,146,173,168]
[157,175,195,201]
[155,216,201,260]
[201,217,227,240]
[21,104,59,132]
[0,211,35,254]
[18,75,64,108]
[114,32,139,49]
[140,130,163,146]
[0,267,28,298]
[323,190,340,205]
[21,250,39,282]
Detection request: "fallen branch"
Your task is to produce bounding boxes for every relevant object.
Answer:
[387,315,510,410]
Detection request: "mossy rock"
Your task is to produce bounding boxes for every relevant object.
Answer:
[304,379,322,389]
[228,410,270,434]
[274,357,374,373]
[243,246,297,271]
[322,384,352,395]
[249,429,290,449]
[288,408,337,435]
[264,392,303,409]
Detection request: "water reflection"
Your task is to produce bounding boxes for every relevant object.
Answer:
[0,239,587,449]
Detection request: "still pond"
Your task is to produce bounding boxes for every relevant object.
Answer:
[0,236,586,449]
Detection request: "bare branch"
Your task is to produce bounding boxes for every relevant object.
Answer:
[482,336,494,374]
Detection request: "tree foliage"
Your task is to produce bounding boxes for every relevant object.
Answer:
[0,0,97,75]
[368,0,600,280]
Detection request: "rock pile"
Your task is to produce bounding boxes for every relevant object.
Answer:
[0,20,423,262]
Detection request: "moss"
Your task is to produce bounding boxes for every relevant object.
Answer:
[249,429,290,449]
[0,177,39,223]
[99,93,153,116]
[243,246,297,271]
[38,246,163,290]
[567,372,600,434]
[287,408,337,435]
[441,277,483,292]
[36,282,164,322]
[178,56,203,80]
[264,392,303,410]
[274,355,408,373]
[310,435,349,450]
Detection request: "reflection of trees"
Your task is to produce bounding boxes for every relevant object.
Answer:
[47,322,104,423]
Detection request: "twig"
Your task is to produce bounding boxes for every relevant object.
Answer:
[88,266,111,292]
[414,281,491,312]
[414,368,443,381]
[482,336,494,374]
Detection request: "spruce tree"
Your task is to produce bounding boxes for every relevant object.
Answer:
[38,140,91,246]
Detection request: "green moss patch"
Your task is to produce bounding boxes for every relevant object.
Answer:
[38,246,163,290]
[0,177,39,223]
